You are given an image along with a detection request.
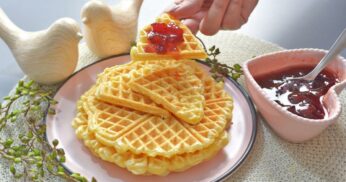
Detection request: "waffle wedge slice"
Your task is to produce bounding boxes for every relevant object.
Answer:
[130,13,207,61]
[129,64,205,124]
[95,60,184,117]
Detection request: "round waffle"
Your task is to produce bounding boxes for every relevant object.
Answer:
[72,104,228,176]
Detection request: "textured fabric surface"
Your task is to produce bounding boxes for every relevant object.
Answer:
[1,31,345,181]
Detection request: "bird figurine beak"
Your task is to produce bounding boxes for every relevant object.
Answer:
[82,17,89,24]
[77,32,83,40]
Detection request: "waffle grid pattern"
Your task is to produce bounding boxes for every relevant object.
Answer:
[72,105,228,176]
[129,64,205,124]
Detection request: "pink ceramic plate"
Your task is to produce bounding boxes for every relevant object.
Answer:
[45,54,257,182]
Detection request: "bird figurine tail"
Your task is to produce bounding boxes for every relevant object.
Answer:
[0,8,25,49]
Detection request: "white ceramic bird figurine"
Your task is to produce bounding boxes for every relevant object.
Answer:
[81,0,143,58]
[0,8,82,85]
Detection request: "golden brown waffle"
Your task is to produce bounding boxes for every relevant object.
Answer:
[82,88,212,157]
[129,64,205,124]
[97,60,180,83]
[95,60,185,117]
[73,106,228,176]
[130,13,207,61]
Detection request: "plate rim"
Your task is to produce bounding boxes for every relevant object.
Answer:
[44,54,257,182]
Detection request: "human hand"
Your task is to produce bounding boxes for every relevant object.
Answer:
[165,0,258,35]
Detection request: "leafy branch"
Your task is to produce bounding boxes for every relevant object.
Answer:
[202,46,243,82]
[0,80,94,182]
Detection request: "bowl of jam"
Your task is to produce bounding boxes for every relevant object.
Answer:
[243,49,346,142]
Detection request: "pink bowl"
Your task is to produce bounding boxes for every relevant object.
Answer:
[243,49,346,143]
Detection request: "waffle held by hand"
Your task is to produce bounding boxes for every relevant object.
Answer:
[130,13,207,61]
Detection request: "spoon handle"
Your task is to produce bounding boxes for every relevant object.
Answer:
[304,28,346,81]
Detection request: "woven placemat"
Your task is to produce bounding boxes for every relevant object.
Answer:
[1,31,345,182]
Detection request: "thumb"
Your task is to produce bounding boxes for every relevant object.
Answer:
[165,0,204,19]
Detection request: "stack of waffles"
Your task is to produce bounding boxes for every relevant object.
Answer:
[72,14,234,176]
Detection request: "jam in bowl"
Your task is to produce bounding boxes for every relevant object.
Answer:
[255,66,339,120]
[243,49,346,142]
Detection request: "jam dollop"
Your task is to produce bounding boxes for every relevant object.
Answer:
[145,22,184,54]
[255,66,338,119]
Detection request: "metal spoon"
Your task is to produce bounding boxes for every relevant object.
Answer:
[300,28,346,81]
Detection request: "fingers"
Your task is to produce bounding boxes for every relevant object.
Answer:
[221,0,258,30]
[182,10,207,34]
[241,0,258,22]
[221,0,244,30]
[165,0,258,35]
[199,0,230,35]
[165,0,204,19]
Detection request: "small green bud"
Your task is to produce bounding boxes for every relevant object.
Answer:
[10,116,17,123]
[50,151,57,159]
[10,164,16,175]
[14,158,21,163]
[4,138,14,148]
[57,172,65,176]
[12,110,20,115]
[13,94,20,99]
[33,149,41,156]
[7,149,15,155]
[31,105,41,111]
[214,48,220,55]
[18,80,24,87]
[49,100,58,105]
[47,164,54,172]
[34,156,42,161]
[58,166,65,173]
[27,131,33,139]
[57,148,65,155]
[71,173,81,178]
[29,91,36,96]
[24,80,34,88]
[15,88,21,94]
[12,146,20,151]
[48,108,56,115]
[234,64,242,71]
[52,139,59,147]
[209,45,215,52]
[59,156,66,163]
[36,161,43,168]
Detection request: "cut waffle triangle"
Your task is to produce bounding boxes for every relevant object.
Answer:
[129,64,205,124]
[130,13,207,61]
[95,60,185,117]
[72,105,228,176]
